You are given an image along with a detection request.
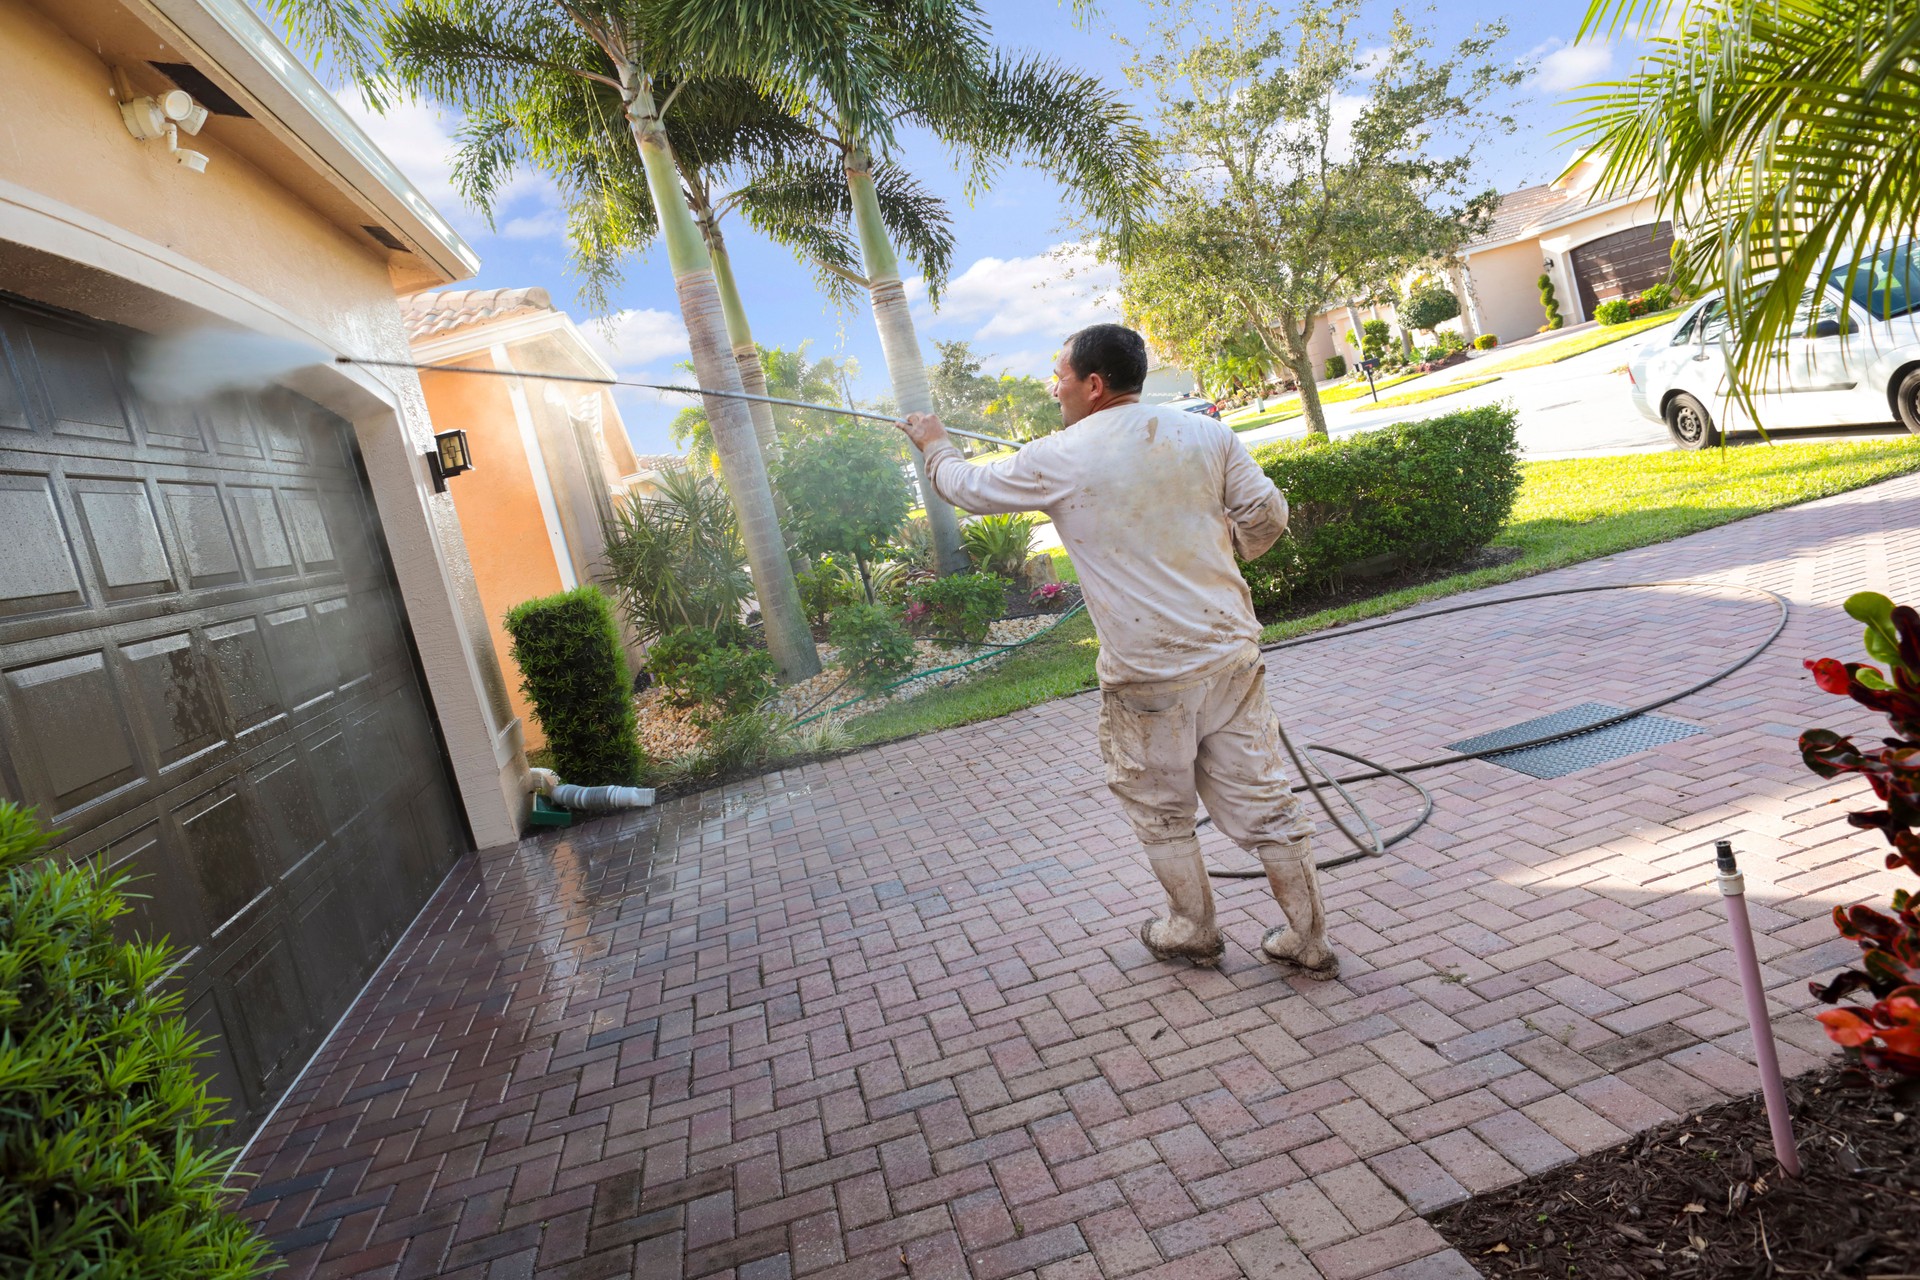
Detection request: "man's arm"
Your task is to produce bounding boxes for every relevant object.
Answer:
[898,413,1057,515]
[1222,432,1288,560]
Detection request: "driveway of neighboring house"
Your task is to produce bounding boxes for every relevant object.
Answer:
[238,472,1920,1280]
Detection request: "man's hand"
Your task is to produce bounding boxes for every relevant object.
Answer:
[898,411,951,453]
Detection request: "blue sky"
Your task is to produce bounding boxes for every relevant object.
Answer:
[291,3,1628,457]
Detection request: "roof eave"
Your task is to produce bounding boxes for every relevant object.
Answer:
[140,0,480,285]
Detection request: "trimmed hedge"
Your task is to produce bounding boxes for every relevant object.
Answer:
[1241,404,1521,610]
[504,586,645,785]
[0,801,278,1278]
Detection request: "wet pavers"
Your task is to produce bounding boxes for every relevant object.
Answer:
[239,470,1920,1279]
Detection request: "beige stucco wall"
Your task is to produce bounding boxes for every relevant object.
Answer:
[1464,194,1670,335]
[1466,241,1554,345]
[0,0,528,845]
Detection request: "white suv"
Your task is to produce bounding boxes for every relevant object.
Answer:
[1627,242,1920,448]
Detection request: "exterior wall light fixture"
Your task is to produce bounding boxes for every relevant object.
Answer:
[427,429,474,492]
[113,71,210,172]
[1543,257,1555,272]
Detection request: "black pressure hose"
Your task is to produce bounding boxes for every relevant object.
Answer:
[1201,580,1792,876]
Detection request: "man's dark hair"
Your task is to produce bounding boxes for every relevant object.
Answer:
[1062,324,1148,395]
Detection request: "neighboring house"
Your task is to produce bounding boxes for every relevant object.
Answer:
[1303,156,1673,369]
[1455,153,1673,341]
[402,288,650,748]
[0,0,529,1127]
[1140,354,1202,405]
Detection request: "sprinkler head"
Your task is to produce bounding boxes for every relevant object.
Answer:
[1715,839,1737,875]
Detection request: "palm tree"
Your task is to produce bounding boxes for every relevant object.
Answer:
[672,341,862,462]
[1570,0,1920,398]
[761,12,1157,574]
[269,0,831,681]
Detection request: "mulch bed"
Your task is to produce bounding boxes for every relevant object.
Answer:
[1001,579,1083,619]
[1431,1063,1920,1279]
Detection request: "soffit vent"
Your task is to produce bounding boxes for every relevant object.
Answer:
[149,62,251,117]
[362,225,409,252]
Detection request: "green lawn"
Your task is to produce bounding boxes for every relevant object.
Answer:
[1475,308,1685,375]
[840,438,1920,744]
[1224,373,1426,431]
[1369,375,1500,409]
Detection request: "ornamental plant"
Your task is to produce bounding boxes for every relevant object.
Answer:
[1537,272,1563,331]
[1030,582,1067,610]
[649,627,777,725]
[1802,592,1920,1074]
[505,586,645,785]
[909,572,1006,644]
[961,513,1039,580]
[0,801,280,1278]
[829,603,917,696]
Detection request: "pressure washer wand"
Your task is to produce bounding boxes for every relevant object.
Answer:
[335,355,1026,450]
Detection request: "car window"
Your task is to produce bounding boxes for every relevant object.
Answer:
[1695,299,1730,343]
[1670,306,1702,345]
[1829,242,1919,320]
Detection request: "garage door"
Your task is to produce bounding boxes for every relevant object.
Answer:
[1570,221,1676,318]
[0,294,467,1126]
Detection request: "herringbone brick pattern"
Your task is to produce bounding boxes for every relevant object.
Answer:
[240,472,1920,1279]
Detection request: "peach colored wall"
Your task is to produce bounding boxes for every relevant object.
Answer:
[421,357,566,750]
[1,0,403,360]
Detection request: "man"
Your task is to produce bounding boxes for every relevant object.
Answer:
[898,324,1337,975]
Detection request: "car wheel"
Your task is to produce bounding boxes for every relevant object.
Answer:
[1665,392,1718,450]
[1895,368,1920,435]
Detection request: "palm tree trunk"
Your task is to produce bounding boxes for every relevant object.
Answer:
[705,223,782,461]
[843,142,968,577]
[620,74,820,681]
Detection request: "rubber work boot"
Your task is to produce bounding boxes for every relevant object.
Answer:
[1139,836,1225,966]
[1258,839,1339,978]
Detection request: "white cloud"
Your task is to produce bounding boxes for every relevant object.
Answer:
[334,88,554,234]
[501,211,567,240]
[1528,37,1616,91]
[584,308,689,370]
[913,244,1124,357]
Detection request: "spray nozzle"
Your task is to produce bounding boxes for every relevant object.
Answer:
[1715,839,1737,875]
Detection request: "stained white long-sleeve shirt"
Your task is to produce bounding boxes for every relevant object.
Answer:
[923,401,1288,688]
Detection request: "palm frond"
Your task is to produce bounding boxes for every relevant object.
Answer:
[1570,0,1920,400]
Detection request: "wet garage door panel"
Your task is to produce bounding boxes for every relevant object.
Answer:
[0,296,466,1125]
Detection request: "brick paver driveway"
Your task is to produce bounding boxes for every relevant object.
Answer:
[240,473,1920,1280]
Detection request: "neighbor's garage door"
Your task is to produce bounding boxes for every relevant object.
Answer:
[1570,221,1676,319]
[0,294,467,1126]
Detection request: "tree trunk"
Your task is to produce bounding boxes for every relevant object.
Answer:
[1281,318,1328,439]
[843,142,968,577]
[704,224,781,461]
[1342,296,1365,358]
[621,76,819,681]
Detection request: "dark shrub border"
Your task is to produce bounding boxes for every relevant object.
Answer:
[1242,404,1522,610]
[504,586,645,785]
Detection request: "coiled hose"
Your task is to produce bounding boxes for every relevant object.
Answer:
[1206,581,1790,875]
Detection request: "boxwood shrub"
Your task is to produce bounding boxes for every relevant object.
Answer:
[1242,404,1521,610]
[0,801,278,1278]
[504,586,645,785]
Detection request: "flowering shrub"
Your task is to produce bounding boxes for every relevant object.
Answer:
[1803,592,1920,1074]
[1029,582,1066,610]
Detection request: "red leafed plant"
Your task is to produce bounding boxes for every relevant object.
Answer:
[1802,592,1920,1074]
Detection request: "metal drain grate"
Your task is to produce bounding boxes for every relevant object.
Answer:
[1449,701,1705,780]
